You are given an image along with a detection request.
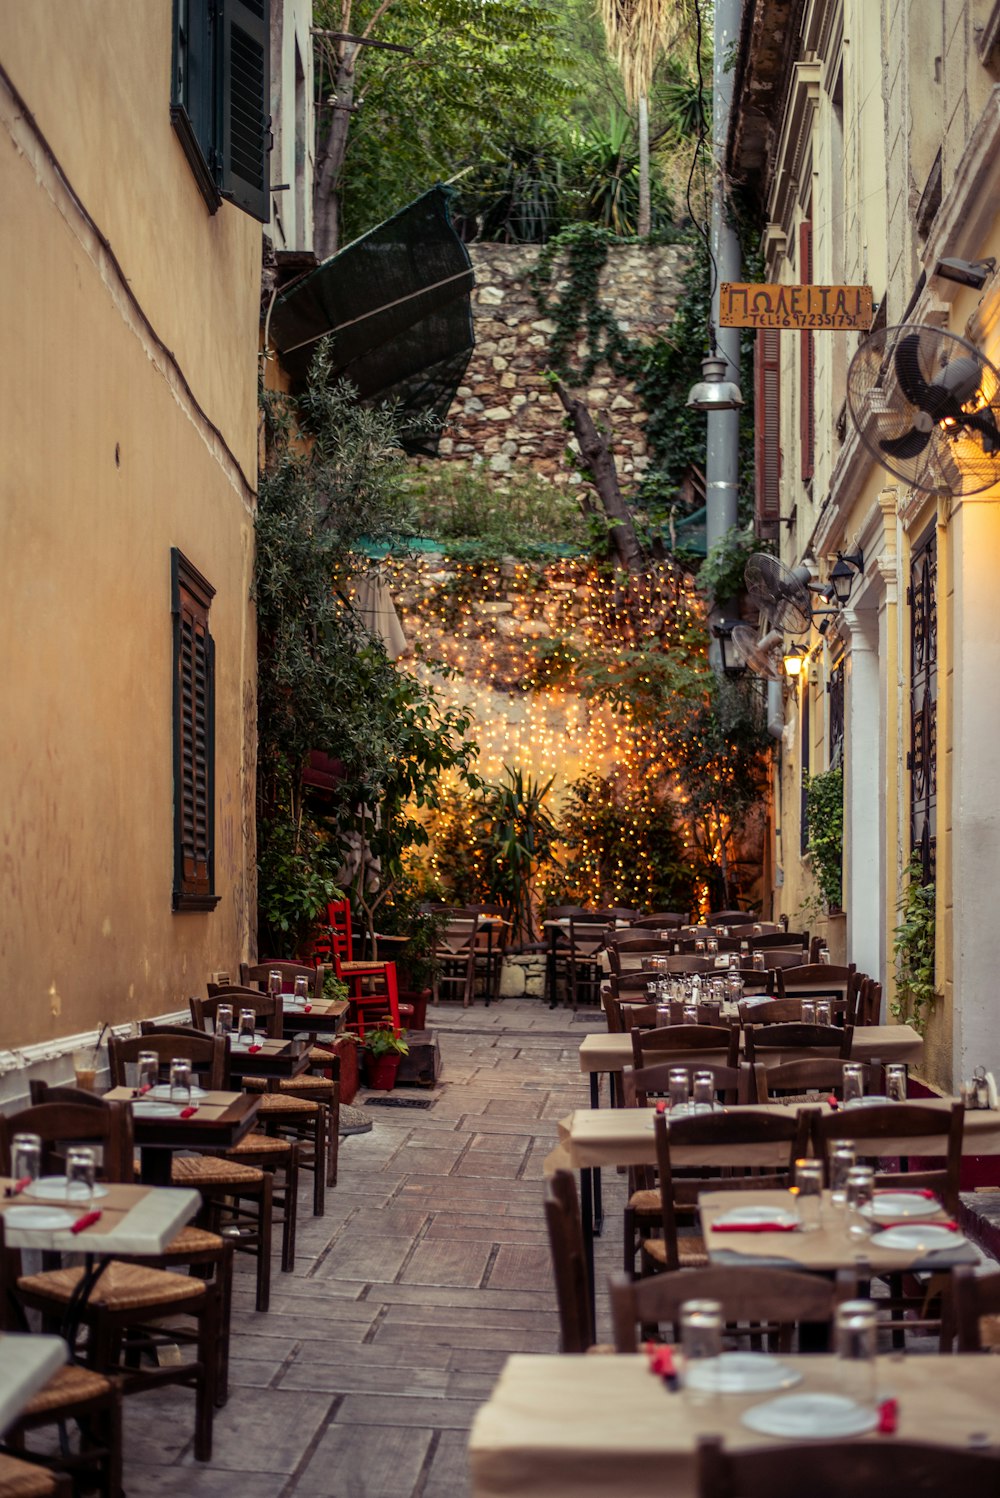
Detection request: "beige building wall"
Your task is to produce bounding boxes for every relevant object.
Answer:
[0,5,259,1057]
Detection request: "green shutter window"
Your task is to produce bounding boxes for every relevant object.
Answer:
[218,0,271,223]
[171,550,220,912]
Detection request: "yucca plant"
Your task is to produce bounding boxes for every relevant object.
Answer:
[476,767,560,944]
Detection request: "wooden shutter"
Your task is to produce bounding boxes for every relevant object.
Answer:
[172,551,219,911]
[218,0,271,223]
[800,219,816,481]
[754,328,782,534]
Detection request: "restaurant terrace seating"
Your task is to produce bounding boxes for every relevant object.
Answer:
[743,1022,854,1063]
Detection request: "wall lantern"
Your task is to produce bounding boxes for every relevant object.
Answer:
[783,644,808,679]
[687,353,744,411]
[829,548,864,607]
[712,619,748,679]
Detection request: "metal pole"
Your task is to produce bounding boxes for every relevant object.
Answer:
[705,0,742,556]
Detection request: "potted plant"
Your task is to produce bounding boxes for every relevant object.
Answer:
[362,1022,409,1091]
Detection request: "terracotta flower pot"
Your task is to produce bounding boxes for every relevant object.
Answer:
[365,1053,401,1091]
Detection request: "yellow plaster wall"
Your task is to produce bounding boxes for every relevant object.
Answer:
[0,1,261,480]
[0,32,257,1049]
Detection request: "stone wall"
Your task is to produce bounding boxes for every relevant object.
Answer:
[438,242,689,482]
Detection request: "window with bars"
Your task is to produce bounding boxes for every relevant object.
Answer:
[171,550,219,912]
[171,0,272,223]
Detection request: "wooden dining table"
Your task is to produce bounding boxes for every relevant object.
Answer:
[469,1353,1000,1497]
[227,1035,311,1083]
[279,996,350,1038]
[0,1333,67,1436]
[0,1177,200,1256]
[103,1086,262,1183]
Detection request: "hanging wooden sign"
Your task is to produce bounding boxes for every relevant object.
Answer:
[719,282,874,330]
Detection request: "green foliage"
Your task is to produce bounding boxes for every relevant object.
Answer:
[891,853,939,1035]
[805,768,844,911]
[405,467,589,559]
[322,971,350,1005]
[475,767,560,943]
[530,223,638,381]
[362,1021,410,1058]
[696,526,759,606]
[257,820,344,955]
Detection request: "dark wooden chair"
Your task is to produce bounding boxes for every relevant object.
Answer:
[750,931,809,949]
[624,1059,753,1110]
[630,1023,741,1070]
[610,1264,855,1353]
[695,1434,1000,1498]
[856,975,883,1025]
[743,1022,854,1063]
[673,936,742,954]
[543,1171,595,1353]
[568,920,610,1005]
[0,1455,72,1498]
[752,1057,871,1103]
[1,1102,219,1462]
[952,1264,1000,1350]
[707,909,758,925]
[753,948,814,970]
[628,913,687,929]
[642,1106,815,1274]
[738,998,809,1025]
[239,960,322,997]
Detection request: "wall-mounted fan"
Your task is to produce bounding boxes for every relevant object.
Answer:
[744,553,814,635]
[730,624,785,680]
[847,323,1000,495]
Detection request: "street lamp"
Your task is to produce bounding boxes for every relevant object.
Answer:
[686,353,744,412]
[829,549,864,607]
[712,620,748,679]
[783,644,807,679]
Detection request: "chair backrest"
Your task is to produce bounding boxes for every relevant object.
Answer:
[729,922,783,936]
[754,1057,872,1103]
[327,899,353,959]
[191,990,282,1039]
[856,976,883,1025]
[435,917,480,956]
[631,1023,740,1069]
[108,1030,227,1089]
[0,1099,133,1182]
[751,931,808,949]
[624,1059,751,1108]
[952,1264,1000,1351]
[753,948,812,970]
[29,1080,106,1108]
[814,1101,965,1212]
[674,936,742,954]
[744,1023,854,1061]
[569,920,610,956]
[239,961,321,996]
[694,1435,1000,1498]
[543,1170,594,1353]
[706,910,757,925]
[610,1265,854,1353]
[738,998,807,1025]
[628,913,687,929]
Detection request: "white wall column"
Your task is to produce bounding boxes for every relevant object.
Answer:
[842,601,884,985]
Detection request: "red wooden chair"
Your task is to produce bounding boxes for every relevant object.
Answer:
[325,899,403,1037]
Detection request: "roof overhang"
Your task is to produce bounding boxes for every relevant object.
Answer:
[726,0,807,207]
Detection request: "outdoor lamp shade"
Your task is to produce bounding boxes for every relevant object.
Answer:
[687,354,743,411]
[829,557,855,606]
[783,646,806,678]
[712,620,747,679]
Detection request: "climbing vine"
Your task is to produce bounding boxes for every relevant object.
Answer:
[891,852,939,1035]
[805,768,844,911]
[529,223,635,381]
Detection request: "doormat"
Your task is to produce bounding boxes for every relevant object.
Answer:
[571,1011,604,1023]
[362,1096,434,1109]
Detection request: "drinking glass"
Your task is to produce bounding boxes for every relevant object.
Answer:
[829,1146,856,1208]
[72,1049,97,1092]
[683,1004,699,1025]
[846,1165,875,1238]
[815,1000,832,1026]
[214,1004,233,1039]
[137,1050,159,1093]
[752,952,766,973]
[169,1058,192,1105]
[65,1146,96,1204]
[706,936,719,956]
[668,1068,690,1111]
[11,1133,41,1185]
[656,1003,671,1029]
[293,975,309,1001]
[268,970,282,996]
[818,946,831,965]
[842,1062,865,1105]
[740,939,750,957]
[835,1300,878,1410]
[886,1063,907,1102]
[647,981,659,1002]
[680,1300,723,1399]
[793,1158,824,1231]
[238,1009,257,1046]
[692,1071,715,1111]
[801,999,816,1024]
[694,939,706,954]
[728,952,741,972]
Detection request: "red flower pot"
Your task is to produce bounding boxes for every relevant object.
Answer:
[366,1053,401,1092]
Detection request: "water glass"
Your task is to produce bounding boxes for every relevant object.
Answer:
[137,1050,159,1092]
[293,975,309,1000]
[740,940,750,956]
[815,1000,832,1026]
[706,937,719,956]
[818,946,831,965]
[668,1068,690,1111]
[656,1003,671,1029]
[752,951,766,972]
[694,938,706,954]
[11,1132,41,1184]
[169,1058,192,1105]
[238,1009,257,1045]
[683,1004,699,1024]
[829,1146,856,1207]
[726,974,744,1007]
[793,1158,824,1231]
[647,981,659,1002]
[692,1071,715,1111]
[846,1165,875,1238]
[886,1063,907,1102]
[801,999,816,1024]
[680,1299,723,1398]
[842,1062,865,1105]
[268,969,282,996]
[835,1300,878,1409]
[66,1146,96,1203]
[214,1004,233,1038]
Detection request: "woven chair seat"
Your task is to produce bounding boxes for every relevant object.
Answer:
[0,1452,63,1498]
[247,1091,321,1116]
[19,1260,207,1312]
[627,1189,661,1214]
[308,1047,334,1065]
[642,1234,709,1268]
[339,960,387,972]
[224,1131,291,1158]
[162,1225,226,1255]
[243,1076,333,1096]
[170,1154,263,1187]
[19,1364,112,1418]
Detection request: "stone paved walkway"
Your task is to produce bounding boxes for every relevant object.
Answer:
[124,999,618,1498]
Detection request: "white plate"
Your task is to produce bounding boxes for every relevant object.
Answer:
[3,1206,77,1230]
[23,1178,109,1203]
[712,1205,799,1229]
[842,1094,891,1108]
[872,1223,967,1252]
[686,1353,802,1394]
[742,1393,878,1438]
[863,1192,940,1221]
[131,1100,185,1118]
[149,1084,207,1102]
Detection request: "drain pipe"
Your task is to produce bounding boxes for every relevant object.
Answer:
[767,679,785,738]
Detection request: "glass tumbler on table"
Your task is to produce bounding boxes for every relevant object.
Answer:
[815,999,832,1026]
[11,1132,41,1186]
[793,1157,824,1231]
[801,999,816,1024]
[169,1058,193,1106]
[293,975,309,1001]
[846,1165,875,1238]
[752,951,766,973]
[214,1004,233,1039]
[694,938,706,954]
[835,1299,878,1411]
[842,1062,865,1105]
[886,1063,907,1102]
[238,1009,257,1046]
[692,1071,715,1111]
[829,1145,856,1208]
[137,1050,159,1093]
[683,1004,699,1024]
[706,937,719,956]
[668,1068,690,1111]
[680,1299,723,1400]
[268,969,282,996]
[65,1146,96,1204]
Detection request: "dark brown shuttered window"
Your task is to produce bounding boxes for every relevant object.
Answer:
[171,551,220,911]
[754,327,782,536]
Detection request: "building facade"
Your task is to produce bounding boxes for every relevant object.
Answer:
[0,1,282,1086]
[730,0,1000,1089]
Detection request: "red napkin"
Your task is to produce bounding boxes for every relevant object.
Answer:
[179,1106,198,1119]
[827,1094,840,1111]
[247,1044,262,1054]
[132,1083,152,1098]
[711,1222,800,1233]
[656,1100,668,1115]
[645,1340,679,1389]
[70,1209,102,1235]
[877,1398,898,1435]
[4,1176,31,1198]
[303,1004,312,1013]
